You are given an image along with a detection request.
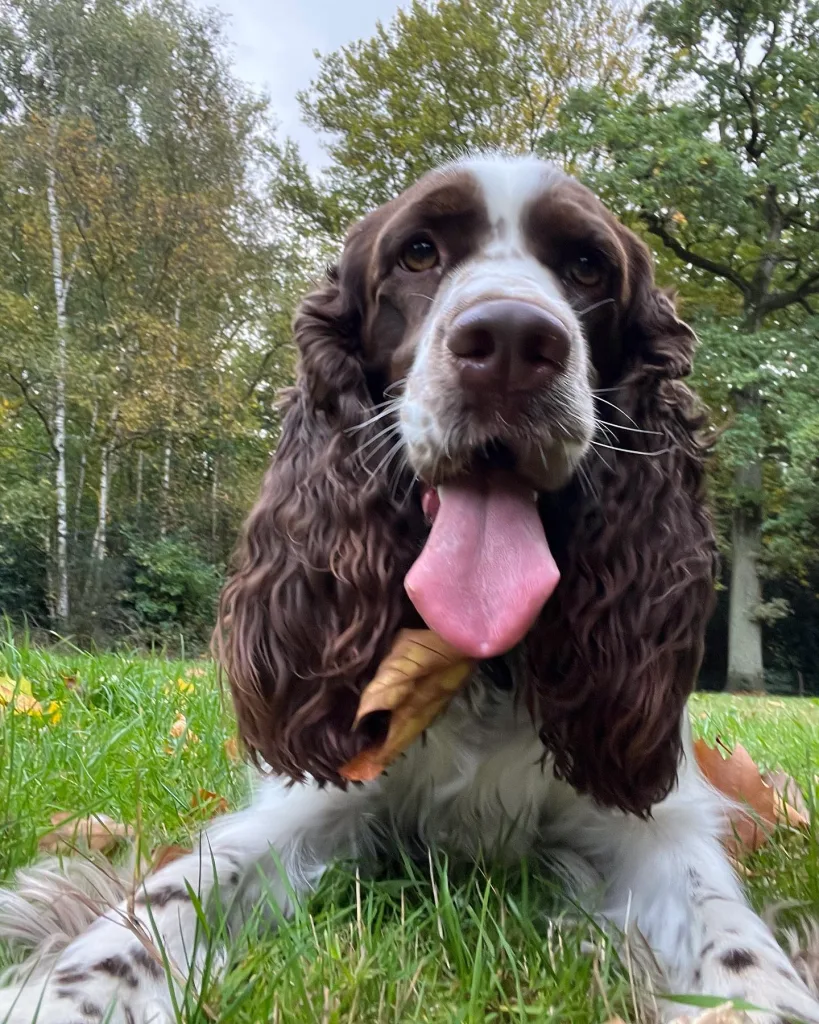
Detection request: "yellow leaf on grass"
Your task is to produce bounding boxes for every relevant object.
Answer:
[224,735,239,761]
[191,788,230,816]
[0,675,33,703]
[164,711,199,752]
[339,629,473,783]
[0,675,40,714]
[38,812,131,855]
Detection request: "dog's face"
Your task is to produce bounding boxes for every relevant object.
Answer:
[220,154,715,816]
[344,156,650,493]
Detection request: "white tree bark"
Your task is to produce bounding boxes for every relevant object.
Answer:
[160,295,181,540]
[136,449,144,517]
[46,149,71,626]
[73,399,98,543]
[211,455,218,552]
[89,408,118,566]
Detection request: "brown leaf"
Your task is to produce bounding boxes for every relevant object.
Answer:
[669,1007,746,1023]
[694,738,810,857]
[224,735,239,761]
[340,629,473,782]
[762,768,810,829]
[191,789,230,815]
[39,812,131,855]
[151,844,191,871]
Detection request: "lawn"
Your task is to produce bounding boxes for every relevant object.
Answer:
[1,635,818,1023]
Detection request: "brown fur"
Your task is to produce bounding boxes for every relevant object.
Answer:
[216,167,717,817]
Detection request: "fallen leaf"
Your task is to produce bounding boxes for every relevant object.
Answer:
[694,737,810,856]
[0,675,33,703]
[151,844,192,871]
[669,1006,746,1023]
[762,768,810,829]
[224,735,239,761]
[39,812,131,855]
[340,629,473,783]
[191,788,230,815]
[168,711,198,744]
[0,675,44,715]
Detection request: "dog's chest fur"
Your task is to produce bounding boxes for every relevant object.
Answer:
[377,660,563,860]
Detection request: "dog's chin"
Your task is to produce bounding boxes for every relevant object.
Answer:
[409,436,585,495]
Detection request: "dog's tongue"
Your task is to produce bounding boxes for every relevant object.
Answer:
[405,472,559,659]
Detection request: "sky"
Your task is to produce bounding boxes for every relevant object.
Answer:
[190,0,407,168]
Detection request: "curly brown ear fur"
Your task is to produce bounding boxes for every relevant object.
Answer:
[529,232,717,817]
[216,240,422,784]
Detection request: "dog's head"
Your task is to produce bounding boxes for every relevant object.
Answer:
[217,155,716,815]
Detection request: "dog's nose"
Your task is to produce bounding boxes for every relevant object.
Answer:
[447,299,570,393]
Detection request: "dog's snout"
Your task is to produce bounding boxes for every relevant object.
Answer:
[446,299,570,393]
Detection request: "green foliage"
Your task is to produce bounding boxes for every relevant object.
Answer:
[293,0,641,220]
[123,534,223,645]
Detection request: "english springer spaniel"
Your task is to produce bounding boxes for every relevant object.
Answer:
[2,155,817,1024]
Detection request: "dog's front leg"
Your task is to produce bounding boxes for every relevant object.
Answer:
[0,775,375,1024]
[547,727,819,1023]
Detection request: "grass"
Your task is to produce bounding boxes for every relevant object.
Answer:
[1,632,818,1023]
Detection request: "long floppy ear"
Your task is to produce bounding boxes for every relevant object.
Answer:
[216,230,421,784]
[529,231,717,817]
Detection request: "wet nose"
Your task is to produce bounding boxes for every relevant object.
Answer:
[446,299,570,393]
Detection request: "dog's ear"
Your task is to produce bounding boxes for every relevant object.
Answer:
[215,218,421,784]
[529,228,717,817]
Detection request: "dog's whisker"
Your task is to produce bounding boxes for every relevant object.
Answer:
[574,297,616,317]
[383,376,408,397]
[593,395,661,434]
[596,418,662,437]
[347,402,401,433]
[349,421,402,460]
[591,440,670,457]
[372,437,407,481]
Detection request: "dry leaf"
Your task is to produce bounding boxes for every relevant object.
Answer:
[151,844,192,871]
[167,711,198,747]
[191,788,230,815]
[224,735,239,761]
[39,812,131,855]
[340,629,473,783]
[669,1006,746,1023]
[694,737,810,857]
[763,768,810,829]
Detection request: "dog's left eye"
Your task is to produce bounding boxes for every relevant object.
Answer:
[567,255,604,287]
[399,236,439,272]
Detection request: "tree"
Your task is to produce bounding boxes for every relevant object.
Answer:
[294,0,641,223]
[577,0,819,690]
[0,0,292,637]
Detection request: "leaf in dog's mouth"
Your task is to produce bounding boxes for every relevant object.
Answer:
[339,629,473,782]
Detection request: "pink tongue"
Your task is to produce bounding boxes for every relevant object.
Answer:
[405,472,559,659]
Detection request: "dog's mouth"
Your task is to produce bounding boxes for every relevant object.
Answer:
[406,447,559,659]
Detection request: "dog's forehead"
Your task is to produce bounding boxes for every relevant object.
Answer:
[455,155,567,231]
[403,155,592,258]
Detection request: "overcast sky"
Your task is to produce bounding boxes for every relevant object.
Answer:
[190,0,407,167]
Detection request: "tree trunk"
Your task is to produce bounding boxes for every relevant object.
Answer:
[160,296,181,540]
[73,399,98,543]
[211,455,219,556]
[160,438,171,539]
[726,414,765,692]
[46,154,71,627]
[89,441,113,566]
[135,449,144,519]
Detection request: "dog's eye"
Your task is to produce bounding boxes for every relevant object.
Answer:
[399,236,439,272]
[567,255,604,287]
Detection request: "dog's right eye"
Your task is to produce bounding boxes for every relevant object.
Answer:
[399,236,439,272]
